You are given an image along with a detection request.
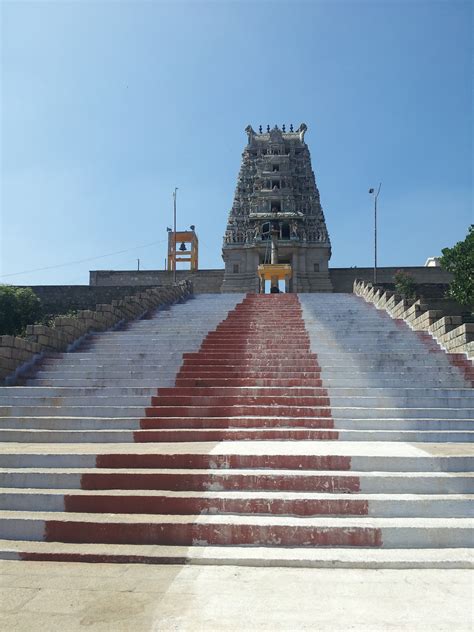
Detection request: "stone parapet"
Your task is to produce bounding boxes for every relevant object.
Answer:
[429,316,463,337]
[90,270,224,293]
[0,281,192,383]
[331,266,453,293]
[353,279,473,359]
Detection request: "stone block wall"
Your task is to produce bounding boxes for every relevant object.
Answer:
[330,267,452,293]
[354,279,473,358]
[18,285,163,315]
[90,266,453,294]
[0,281,192,383]
[0,337,43,379]
[369,282,451,300]
[90,270,224,293]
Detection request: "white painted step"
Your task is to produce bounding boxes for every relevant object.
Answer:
[0,540,471,568]
[0,511,472,548]
[1,468,471,494]
[0,489,472,518]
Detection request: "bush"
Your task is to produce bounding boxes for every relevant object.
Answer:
[393,270,416,299]
[0,286,42,336]
[39,309,79,329]
[440,225,474,307]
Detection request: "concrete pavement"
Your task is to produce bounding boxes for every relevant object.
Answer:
[1,560,472,631]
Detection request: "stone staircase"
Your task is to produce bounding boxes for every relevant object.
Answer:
[0,293,472,568]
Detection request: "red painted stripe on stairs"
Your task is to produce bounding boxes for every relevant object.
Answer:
[43,521,381,547]
[139,417,335,429]
[20,552,187,565]
[144,405,332,418]
[132,429,339,441]
[95,454,351,470]
[64,495,368,516]
[65,293,373,550]
[81,473,360,492]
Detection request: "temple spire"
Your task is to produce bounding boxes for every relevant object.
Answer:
[221,123,332,293]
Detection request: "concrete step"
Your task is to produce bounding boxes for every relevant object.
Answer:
[142,394,474,408]
[332,407,474,420]
[24,379,177,387]
[182,359,318,368]
[0,406,145,417]
[0,387,157,396]
[329,397,474,408]
[0,428,472,443]
[0,396,152,406]
[2,467,472,494]
[156,386,474,398]
[1,441,472,470]
[32,370,181,379]
[0,417,141,429]
[1,489,472,518]
[173,376,463,388]
[179,365,462,374]
[150,395,330,406]
[1,540,471,568]
[1,415,471,431]
[144,405,329,417]
[28,370,466,383]
[0,511,471,548]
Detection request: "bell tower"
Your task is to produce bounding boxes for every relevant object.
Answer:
[221,124,332,292]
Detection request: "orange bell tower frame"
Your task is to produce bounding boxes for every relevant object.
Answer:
[167,230,199,271]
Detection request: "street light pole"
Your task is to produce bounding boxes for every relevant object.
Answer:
[173,187,178,284]
[369,183,382,284]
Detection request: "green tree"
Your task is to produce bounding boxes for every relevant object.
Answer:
[440,225,474,306]
[0,286,42,336]
[393,270,416,299]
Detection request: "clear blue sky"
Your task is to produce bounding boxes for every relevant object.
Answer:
[1,0,472,285]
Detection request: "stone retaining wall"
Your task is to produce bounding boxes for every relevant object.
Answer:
[0,281,192,384]
[354,279,473,358]
[18,285,164,315]
[90,270,225,293]
[89,266,452,294]
[330,266,452,293]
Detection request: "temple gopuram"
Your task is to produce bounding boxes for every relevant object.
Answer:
[221,123,333,293]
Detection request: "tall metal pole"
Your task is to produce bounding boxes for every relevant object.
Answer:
[173,187,178,284]
[370,183,382,284]
[374,192,377,284]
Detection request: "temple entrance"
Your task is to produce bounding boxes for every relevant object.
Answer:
[263,279,286,293]
[258,263,292,294]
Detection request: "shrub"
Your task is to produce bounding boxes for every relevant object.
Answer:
[0,286,42,336]
[440,225,474,307]
[39,309,79,329]
[393,270,416,299]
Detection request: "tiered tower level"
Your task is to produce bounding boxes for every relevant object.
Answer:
[221,123,333,293]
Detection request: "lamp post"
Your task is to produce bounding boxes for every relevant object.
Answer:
[173,187,178,284]
[369,183,382,284]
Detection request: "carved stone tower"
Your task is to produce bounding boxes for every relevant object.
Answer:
[221,124,333,293]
